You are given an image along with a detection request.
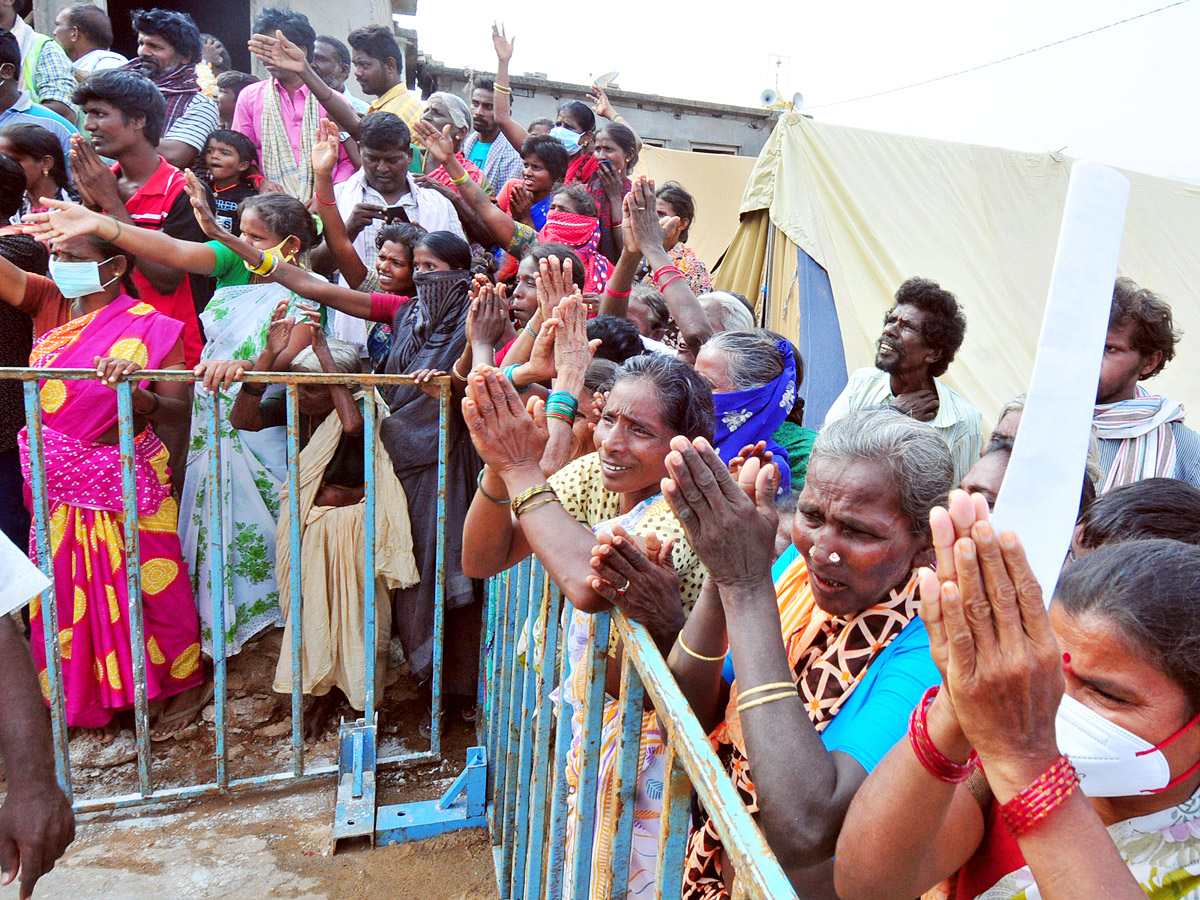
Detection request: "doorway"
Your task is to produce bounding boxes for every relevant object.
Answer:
[108,0,253,73]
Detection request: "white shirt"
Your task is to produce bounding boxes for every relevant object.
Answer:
[73,48,127,75]
[330,169,465,350]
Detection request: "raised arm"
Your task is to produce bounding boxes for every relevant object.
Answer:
[412,119,517,248]
[26,196,218,275]
[665,439,873,892]
[588,85,643,152]
[310,119,369,288]
[627,179,712,362]
[491,24,529,152]
[598,214,642,319]
[461,368,611,611]
[248,30,361,138]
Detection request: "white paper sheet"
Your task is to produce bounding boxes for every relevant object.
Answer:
[991,161,1130,605]
[0,529,51,618]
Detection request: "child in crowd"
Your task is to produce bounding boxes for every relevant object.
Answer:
[201,129,260,236]
[215,70,259,129]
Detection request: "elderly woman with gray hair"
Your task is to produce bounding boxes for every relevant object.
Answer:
[420,91,491,194]
[228,320,419,738]
[598,409,952,898]
[695,329,813,493]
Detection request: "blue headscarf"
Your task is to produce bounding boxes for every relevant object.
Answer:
[711,338,797,493]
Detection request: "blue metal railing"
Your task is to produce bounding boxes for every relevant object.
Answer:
[0,366,452,813]
[481,557,800,900]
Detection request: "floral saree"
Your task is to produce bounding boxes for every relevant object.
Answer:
[19,295,204,728]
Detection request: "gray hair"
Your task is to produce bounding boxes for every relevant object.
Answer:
[991,392,1104,488]
[290,339,363,379]
[813,409,954,538]
[698,291,755,333]
[703,328,784,391]
[427,91,471,130]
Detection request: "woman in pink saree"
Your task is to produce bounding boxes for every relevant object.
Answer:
[4,234,209,741]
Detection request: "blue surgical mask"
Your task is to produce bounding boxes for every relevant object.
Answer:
[50,257,117,299]
[550,125,582,155]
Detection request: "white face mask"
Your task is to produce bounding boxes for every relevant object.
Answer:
[49,257,118,299]
[1055,693,1200,797]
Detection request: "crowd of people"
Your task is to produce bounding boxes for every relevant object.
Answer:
[0,2,1199,899]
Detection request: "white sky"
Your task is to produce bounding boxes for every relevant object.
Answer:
[409,0,1199,180]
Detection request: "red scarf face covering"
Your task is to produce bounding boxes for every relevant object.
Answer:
[540,210,600,248]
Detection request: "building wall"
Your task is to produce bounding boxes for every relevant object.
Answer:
[422,64,778,158]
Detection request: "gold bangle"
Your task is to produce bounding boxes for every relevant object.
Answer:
[514,495,558,519]
[612,114,624,123]
[452,359,470,381]
[494,83,512,95]
[677,634,726,663]
[451,171,471,186]
[510,483,556,516]
[737,691,800,714]
[737,681,796,701]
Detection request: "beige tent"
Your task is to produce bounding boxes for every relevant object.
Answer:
[712,112,1200,426]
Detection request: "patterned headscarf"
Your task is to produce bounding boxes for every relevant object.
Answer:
[538,210,611,294]
[710,338,797,493]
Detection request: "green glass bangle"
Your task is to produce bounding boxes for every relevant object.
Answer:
[476,469,509,504]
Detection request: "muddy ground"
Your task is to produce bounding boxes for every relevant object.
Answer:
[0,629,499,900]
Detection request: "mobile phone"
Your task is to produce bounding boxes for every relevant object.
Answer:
[383,205,409,223]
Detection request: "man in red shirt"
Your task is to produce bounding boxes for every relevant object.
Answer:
[68,68,211,366]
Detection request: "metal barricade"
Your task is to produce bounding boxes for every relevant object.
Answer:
[481,556,800,900]
[0,366,453,815]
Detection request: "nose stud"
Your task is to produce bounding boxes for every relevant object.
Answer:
[828,552,841,564]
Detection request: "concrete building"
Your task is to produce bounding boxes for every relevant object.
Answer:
[419,60,780,158]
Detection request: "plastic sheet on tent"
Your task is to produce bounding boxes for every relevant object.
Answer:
[716,112,1200,427]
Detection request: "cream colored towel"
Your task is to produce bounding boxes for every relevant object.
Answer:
[273,391,419,710]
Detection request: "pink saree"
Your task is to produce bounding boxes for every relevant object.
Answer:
[18,295,204,728]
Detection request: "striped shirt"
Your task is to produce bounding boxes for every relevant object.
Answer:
[1095,413,1200,490]
[162,92,220,152]
[462,131,524,195]
[12,17,75,110]
[825,367,984,483]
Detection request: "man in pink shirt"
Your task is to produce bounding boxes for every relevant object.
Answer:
[231,8,353,199]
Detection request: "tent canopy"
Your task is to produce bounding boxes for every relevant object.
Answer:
[715,113,1200,428]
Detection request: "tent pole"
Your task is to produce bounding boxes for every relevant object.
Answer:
[760,223,775,328]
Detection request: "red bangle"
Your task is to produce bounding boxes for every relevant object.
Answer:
[314,193,337,206]
[546,411,575,425]
[651,264,675,280]
[658,273,685,291]
[606,287,631,299]
[908,686,979,783]
[999,755,1078,837]
[653,265,683,288]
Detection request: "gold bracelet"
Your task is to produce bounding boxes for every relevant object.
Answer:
[494,83,512,95]
[451,171,471,185]
[511,483,556,516]
[737,681,796,701]
[737,691,800,714]
[452,359,470,381]
[677,634,726,663]
[514,495,558,519]
[613,114,624,123]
